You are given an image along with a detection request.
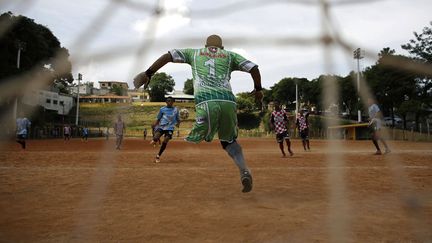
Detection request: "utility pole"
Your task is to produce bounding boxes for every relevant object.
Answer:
[13,40,26,122]
[75,73,82,126]
[295,81,299,115]
[353,48,364,123]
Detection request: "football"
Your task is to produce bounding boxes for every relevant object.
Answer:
[180,108,189,120]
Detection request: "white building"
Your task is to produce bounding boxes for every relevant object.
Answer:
[164,90,194,103]
[22,89,75,115]
[69,83,92,95]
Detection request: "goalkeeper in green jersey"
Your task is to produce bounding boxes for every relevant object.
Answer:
[134,35,263,193]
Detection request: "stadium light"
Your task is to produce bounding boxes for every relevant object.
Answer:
[353,48,364,122]
[13,40,26,124]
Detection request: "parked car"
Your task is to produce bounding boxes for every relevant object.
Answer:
[383,116,402,127]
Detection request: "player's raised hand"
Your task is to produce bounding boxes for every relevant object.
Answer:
[133,72,151,90]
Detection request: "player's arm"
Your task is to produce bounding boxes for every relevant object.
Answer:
[269,113,275,130]
[175,109,181,128]
[250,66,263,103]
[153,119,160,128]
[134,53,173,89]
[153,109,163,127]
[283,113,290,129]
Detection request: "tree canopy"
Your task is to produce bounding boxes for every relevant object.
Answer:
[183,78,194,95]
[148,72,175,102]
[0,12,73,86]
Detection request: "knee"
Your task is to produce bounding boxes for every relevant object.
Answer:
[220,140,235,149]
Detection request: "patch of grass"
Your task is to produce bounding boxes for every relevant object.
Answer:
[79,102,195,128]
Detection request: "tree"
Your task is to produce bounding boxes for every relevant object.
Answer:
[401,22,432,119]
[111,84,126,96]
[183,78,194,95]
[300,76,324,110]
[236,92,255,112]
[148,72,175,102]
[269,78,297,109]
[402,21,432,63]
[338,74,358,117]
[364,48,418,128]
[0,12,73,85]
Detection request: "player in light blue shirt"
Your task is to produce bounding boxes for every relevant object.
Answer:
[16,113,31,149]
[151,96,180,163]
[367,97,390,155]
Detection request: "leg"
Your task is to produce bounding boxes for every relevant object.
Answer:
[372,132,381,154]
[151,130,162,147]
[157,135,171,156]
[16,135,25,149]
[276,133,285,157]
[285,139,293,156]
[279,142,286,157]
[376,130,390,153]
[221,140,252,193]
[155,131,173,163]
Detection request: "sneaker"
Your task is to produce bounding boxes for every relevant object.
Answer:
[154,155,160,163]
[241,171,253,193]
[384,149,391,154]
[289,150,294,156]
[374,150,382,155]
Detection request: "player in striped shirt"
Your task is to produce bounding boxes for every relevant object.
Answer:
[270,101,294,157]
[134,35,263,193]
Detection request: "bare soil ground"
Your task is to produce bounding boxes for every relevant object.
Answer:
[0,138,431,242]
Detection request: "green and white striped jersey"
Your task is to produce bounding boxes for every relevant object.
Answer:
[169,47,257,105]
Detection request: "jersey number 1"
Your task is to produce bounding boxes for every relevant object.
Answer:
[204,59,216,78]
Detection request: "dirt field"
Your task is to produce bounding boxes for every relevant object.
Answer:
[0,137,431,242]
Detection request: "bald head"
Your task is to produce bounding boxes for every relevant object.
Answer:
[205,34,224,49]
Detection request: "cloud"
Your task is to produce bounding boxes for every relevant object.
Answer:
[132,0,191,38]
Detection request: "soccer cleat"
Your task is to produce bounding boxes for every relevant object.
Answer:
[154,155,160,163]
[241,170,253,193]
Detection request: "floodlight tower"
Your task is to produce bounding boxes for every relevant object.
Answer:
[13,40,26,122]
[75,73,82,126]
[353,48,364,122]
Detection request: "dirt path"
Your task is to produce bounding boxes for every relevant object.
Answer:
[0,138,431,242]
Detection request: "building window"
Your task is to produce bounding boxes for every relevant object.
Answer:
[46,99,51,104]
[53,100,58,105]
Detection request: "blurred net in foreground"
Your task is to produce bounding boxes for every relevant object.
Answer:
[0,0,431,242]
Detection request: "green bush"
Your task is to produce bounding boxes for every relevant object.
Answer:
[237,112,261,130]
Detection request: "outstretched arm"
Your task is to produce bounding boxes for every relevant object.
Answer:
[134,53,173,89]
[250,66,263,103]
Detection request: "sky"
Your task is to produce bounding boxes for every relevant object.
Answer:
[2,0,431,94]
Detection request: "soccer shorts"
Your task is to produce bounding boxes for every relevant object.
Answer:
[299,129,309,140]
[186,101,237,143]
[16,134,27,140]
[154,129,174,140]
[276,131,290,143]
